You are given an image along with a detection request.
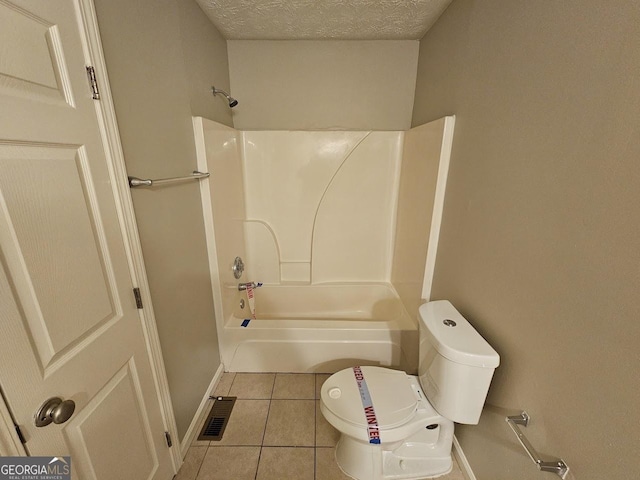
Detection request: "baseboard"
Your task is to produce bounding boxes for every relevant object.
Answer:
[180,363,225,458]
[453,435,477,480]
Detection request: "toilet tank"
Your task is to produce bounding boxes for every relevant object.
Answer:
[418,301,499,425]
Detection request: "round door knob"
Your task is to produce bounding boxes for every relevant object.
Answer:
[51,399,75,424]
[35,397,76,427]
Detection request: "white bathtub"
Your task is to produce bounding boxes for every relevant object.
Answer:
[221,283,419,373]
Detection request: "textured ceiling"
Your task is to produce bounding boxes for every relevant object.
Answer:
[195,0,453,40]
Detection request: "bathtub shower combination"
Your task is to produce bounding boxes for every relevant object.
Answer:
[194,116,455,373]
[228,283,418,372]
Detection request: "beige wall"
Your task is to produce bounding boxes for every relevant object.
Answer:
[413,1,640,478]
[94,0,232,442]
[228,40,419,130]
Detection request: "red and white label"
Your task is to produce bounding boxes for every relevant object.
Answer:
[353,366,381,444]
[246,284,256,320]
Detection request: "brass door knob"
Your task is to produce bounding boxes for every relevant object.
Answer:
[35,397,76,427]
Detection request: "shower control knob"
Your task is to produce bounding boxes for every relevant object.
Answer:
[232,256,245,279]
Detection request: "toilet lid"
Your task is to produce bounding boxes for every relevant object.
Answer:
[321,366,418,429]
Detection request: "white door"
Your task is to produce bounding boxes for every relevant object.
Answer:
[0,1,174,479]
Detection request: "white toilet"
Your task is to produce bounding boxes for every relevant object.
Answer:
[320,300,500,480]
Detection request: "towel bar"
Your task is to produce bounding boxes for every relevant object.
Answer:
[128,171,209,188]
[506,412,569,478]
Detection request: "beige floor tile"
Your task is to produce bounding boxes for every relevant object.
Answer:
[315,374,331,399]
[196,446,260,480]
[209,399,269,446]
[191,412,211,447]
[256,447,314,480]
[229,373,275,399]
[263,399,315,446]
[175,446,207,480]
[315,401,340,447]
[272,373,315,399]
[440,456,466,480]
[212,372,236,396]
[315,447,352,480]
[191,437,211,448]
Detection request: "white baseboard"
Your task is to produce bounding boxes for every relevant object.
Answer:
[453,435,477,480]
[179,363,225,458]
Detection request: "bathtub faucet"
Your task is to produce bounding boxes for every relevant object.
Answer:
[237,282,263,291]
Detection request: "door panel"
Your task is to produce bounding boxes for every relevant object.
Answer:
[0,0,74,106]
[0,143,117,368]
[65,360,158,480]
[0,1,174,478]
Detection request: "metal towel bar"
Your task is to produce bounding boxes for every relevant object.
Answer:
[128,171,209,188]
[506,412,569,478]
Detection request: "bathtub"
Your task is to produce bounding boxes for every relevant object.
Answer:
[221,283,419,373]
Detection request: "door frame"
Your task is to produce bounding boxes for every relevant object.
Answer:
[0,390,25,456]
[0,0,181,471]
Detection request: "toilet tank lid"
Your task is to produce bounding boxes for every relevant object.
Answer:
[419,301,500,368]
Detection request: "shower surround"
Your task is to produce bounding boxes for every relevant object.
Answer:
[243,130,401,284]
[194,116,453,372]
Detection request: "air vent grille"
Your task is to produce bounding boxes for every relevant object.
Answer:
[197,396,236,441]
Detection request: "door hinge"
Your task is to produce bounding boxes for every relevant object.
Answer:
[15,424,26,444]
[164,431,172,448]
[86,66,100,100]
[133,288,143,309]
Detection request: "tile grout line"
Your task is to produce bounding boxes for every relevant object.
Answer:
[200,372,239,478]
[254,373,277,480]
[190,372,237,479]
[192,445,208,480]
[314,373,318,480]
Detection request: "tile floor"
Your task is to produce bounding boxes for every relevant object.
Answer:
[176,373,466,480]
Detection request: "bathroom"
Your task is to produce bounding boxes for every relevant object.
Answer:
[0,0,637,479]
[79,0,640,478]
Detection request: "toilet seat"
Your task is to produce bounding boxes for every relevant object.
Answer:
[321,366,420,429]
[321,366,455,480]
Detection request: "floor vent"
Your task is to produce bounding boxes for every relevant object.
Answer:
[198,396,236,441]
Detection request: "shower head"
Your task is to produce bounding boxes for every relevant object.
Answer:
[211,86,238,108]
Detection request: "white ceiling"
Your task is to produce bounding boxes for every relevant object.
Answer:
[195,0,453,40]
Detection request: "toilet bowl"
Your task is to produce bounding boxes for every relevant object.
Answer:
[321,367,454,479]
[320,301,499,480]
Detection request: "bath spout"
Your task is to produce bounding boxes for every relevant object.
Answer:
[238,282,263,291]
